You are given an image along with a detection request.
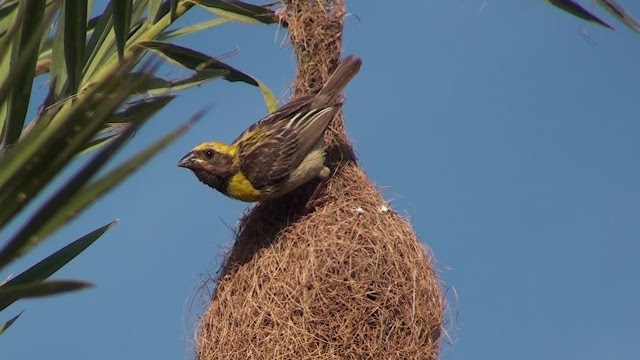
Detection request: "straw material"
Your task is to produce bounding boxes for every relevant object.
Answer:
[196,1,445,359]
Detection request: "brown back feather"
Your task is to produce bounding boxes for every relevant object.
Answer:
[234,55,362,190]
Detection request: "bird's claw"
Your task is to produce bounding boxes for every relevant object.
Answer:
[303,194,330,215]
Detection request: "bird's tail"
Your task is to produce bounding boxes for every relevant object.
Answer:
[312,55,362,107]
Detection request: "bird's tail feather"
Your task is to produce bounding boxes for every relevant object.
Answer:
[313,55,362,107]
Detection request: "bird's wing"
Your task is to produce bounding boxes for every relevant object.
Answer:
[234,98,341,189]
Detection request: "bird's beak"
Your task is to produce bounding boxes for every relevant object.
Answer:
[177,151,197,168]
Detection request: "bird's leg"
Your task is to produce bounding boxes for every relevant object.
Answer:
[303,167,331,213]
[304,178,329,210]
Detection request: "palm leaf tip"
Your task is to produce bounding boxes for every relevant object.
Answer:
[596,0,640,35]
[0,310,24,335]
[544,0,615,30]
[0,280,92,300]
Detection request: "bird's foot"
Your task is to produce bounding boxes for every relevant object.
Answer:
[302,178,330,215]
[303,195,330,214]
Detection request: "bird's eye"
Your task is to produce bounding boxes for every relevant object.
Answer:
[204,150,214,159]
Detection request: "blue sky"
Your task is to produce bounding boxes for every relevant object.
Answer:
[3,1,640,359]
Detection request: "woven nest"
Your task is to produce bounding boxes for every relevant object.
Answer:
[195,1,445,359]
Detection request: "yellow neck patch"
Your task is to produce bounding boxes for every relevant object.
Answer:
[225,171,262,202]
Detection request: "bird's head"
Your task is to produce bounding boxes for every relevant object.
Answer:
[177,141,239,191]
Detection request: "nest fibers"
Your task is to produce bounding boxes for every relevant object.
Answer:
[196,1,445,359]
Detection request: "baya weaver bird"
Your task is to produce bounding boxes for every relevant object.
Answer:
[178,55,362,210]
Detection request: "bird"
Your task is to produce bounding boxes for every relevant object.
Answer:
[177,55,362,211]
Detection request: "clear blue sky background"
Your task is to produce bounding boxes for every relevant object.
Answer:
[3,1,640,359]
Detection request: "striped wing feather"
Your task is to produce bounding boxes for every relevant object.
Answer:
[235,98,341,190]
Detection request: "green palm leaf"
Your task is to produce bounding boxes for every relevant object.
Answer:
[595,0,640,35]
[543,0,614,29]
[0,0,279,337]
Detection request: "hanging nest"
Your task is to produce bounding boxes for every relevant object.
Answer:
[195,0,445,359]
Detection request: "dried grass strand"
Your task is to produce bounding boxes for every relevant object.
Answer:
[196,1,445,359]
